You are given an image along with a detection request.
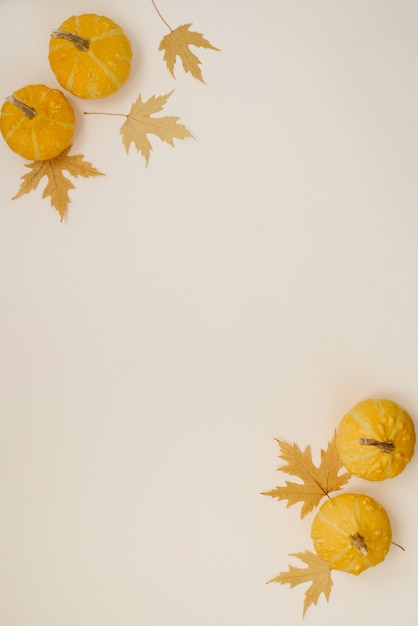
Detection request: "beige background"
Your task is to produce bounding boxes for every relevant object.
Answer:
[1,0,418,624]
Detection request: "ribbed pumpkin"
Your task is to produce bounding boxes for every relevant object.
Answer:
[0,84,75,160]
[336,398,416,481]
[48,14,132,99]
[311,493,392,575]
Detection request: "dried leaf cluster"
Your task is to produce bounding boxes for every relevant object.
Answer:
[11,0,219,220]
[269,551,333,617]
[263,433,351,518]
[118,91,194,165]
[263,432,352,616]
[159,23,220,82]
[13,147,103,221]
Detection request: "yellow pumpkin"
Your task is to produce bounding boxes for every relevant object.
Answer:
[0,84,75,160]
[48,14,133,99]
[336,398,416,481]
[311,493,392,575]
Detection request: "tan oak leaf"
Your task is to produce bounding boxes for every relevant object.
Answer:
[159,24,220,82]
[262,432,351,518]
[12,146,104,221]
[119,91,194,164]
[269,551,333,617]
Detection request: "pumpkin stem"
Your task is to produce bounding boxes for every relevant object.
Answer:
[359,437,395,453]
[5,95,37,120]
[350,532,368,556]
[51,29,90,51]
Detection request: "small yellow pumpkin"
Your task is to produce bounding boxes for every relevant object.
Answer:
[48,14,133,99]
[0,84,75,160]
[311,493,392,575]
[336,398,416,481]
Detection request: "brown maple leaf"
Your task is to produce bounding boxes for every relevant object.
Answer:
[262,432,351,518]
[118,91,194,165]
[269,551,333,617]
[12,146,104,221]
[159,24,220,82]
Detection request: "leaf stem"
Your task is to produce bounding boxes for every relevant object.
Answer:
[84,112,127,117]
[150,0,173,32]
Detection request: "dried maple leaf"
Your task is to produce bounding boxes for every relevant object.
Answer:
[12,146,104,221]
[119,91,194,165]
[159,23,220,82]
[269,551,333,617]
[262,432,351,518]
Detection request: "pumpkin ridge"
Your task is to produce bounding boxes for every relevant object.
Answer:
[49,40,69,52]
[349,409,377,437]
[37,115,75,131]
[36,88,49,108]
[89,28,125,42]
[31,127,40,161]
[345,450,380,461]
[315,508,355,538]
[86,50,123,89]
[326,545,351,566]
[65,53,79,93]
[13,125,27,154]
[390,402,405,443]
[75,15,81,36]
[383,461,392,479]
[3,116,24,141]
[352,497,362,527]
[375,399,396,441]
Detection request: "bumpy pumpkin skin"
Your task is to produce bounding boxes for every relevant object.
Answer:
[0,84,75,160]
[336,398,416,481]
[49,14,133,99]
[311,493,392,575]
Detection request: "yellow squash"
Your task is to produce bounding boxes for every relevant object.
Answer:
[311,493,392,575]
[336,398,416,480]
[49,14,133,99]
[0,84,75,160]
